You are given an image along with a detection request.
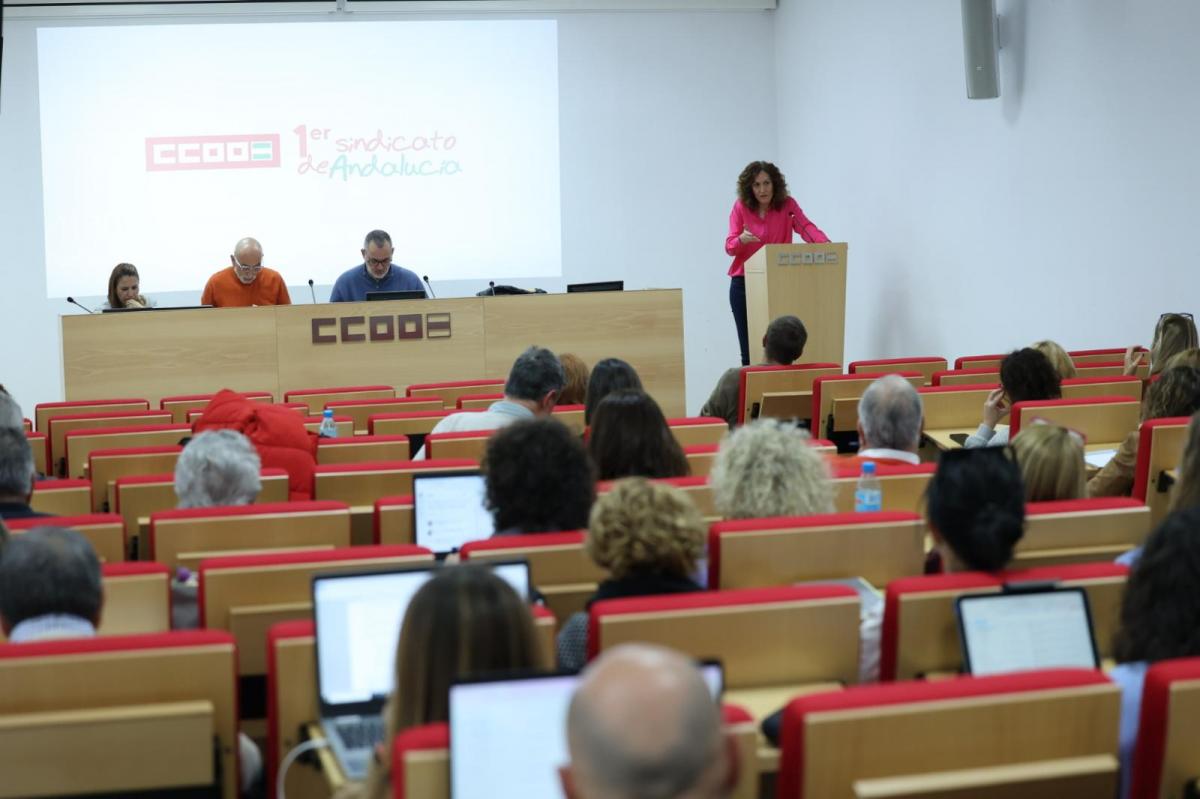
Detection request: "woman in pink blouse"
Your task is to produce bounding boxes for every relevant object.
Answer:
[725,161,829,365]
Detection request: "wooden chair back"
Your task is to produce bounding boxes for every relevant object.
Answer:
[29,479,92,517]
[738,364,842,425]
[551,403,587,434]
[316,434,411,465]
[954,354,1005,371]
[1061,375,1144,401]
[709,512,926,590]
[149,500,350,570]
[460,531,608,622]
[283,384,395,415]
[1069,347,1145,366]
[831,462,936,515]
[375,495,415,545]
[776,670,1119,799]
[160,392,272,424]
[50,411,174,473]
[324,397,443,433]
[63,423,190,480]
[813,374,924,438]
[0,630,239,799]
[1129,657,1200,799]
[457,393,504,410]
[368,409,481,437]
[7,513,127,563]
[589,586,861,693]
[1133,417,1192,527]
[1015,498,1152,566]
[34,398,149,434]
[87,445,183,512]
[932,368,1000,387]
[314,459,478,510]
[424,431,493,462]
[406,379,506,409]
[1010,396,1141,446]
[667,417,729,448]
[26,432,48,475]
[1076,360,1150,379]
[850,357,948,386]
[880,563,1128,682]
[301,416,354,437]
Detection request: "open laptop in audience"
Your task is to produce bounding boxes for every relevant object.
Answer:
[956,584,1100,676]
[413,470,496,556]
[449,662,722,799]
[312,560,530,780]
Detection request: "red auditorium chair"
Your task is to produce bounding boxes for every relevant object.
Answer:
[849,356,948,386]
[737,363,842,426]
[1128,656,1200,799]
[1133,416,1193,526]
[775,669,1120,798]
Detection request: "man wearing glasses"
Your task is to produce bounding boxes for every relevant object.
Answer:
[329,229,424,302]
[201,237,292,307]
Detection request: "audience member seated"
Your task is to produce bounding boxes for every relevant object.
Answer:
[855,374,924,465]
[557,479,705,671]
[1111,508,1200,799]
[709,419,833,519]
[588,390,689,481]
[348,565,541,799]
[560,643,738,799]
[0,387,23,430]
[417,346,565,459]
[584,358,643,426]
[0,527,101,642]
[1170,411,1200,513]
[0,428,47,520]
[201,236,291,308]
[484,418,595,535]
[329,229,423,302]
[699,314,808,428]
[174,429,262,508]
[859,447,1025,681]
[194,388,316,499]
[1090,366,1200,497]
[1124,312,1198,377]
[558,353,590,406]
[1010,422,1087,501]
[102,262,153,309]
[1032,339,1076,380]
[964,347,1062,448]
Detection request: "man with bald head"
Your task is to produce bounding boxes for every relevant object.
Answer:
[560,644,739,799]
[201,237,292,307]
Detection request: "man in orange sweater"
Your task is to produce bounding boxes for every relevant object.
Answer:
[201,237,292,307]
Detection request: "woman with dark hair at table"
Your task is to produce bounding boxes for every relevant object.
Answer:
[724,160,828,366]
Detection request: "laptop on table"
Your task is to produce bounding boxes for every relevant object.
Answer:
[312,560,531,780]
[956,585,1100,676]
[413,470,497,556]
[448,662,722,798]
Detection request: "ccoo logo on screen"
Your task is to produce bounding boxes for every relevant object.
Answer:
[145,134,281,172]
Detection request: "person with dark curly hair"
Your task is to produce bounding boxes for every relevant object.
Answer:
[725,160,829,366]
[1090,365,1200,498]
[587,390,689,481]
[1110,508,1200,799]
[584,358,643,426]
[859,447,1025,682]
[483,417,595,535]
[964,347,1062,448]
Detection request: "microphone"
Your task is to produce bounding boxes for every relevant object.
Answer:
[66,297,95,314]
[308,279,317,304]
[422,275,437,299]
[489,281,497,296]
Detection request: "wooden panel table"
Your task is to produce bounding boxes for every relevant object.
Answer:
[62,290,687,416]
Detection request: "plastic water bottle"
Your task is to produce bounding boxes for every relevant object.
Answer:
[318,408,338,438]
[854,461,882,512]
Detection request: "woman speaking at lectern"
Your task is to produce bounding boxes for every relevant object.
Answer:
[724,161,829,366]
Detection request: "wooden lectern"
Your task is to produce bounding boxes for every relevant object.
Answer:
[744,243,848,367]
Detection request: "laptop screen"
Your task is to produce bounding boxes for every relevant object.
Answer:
[957,587,1099,676]
[449,663,722,799]
[313,560,531,714]
[413,471,496,554]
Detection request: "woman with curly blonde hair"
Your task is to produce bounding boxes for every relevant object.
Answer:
[724,160,829,366]
[556,478,706,670]
[710,419,835,519]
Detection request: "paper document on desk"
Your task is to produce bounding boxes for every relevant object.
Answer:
[1085,449,1118,469]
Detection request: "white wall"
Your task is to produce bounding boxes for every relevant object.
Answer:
[0,9,776,416]
[774,0,1200,367]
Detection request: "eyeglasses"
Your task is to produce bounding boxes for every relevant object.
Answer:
[233,258,263,273]
[366,257,392,268]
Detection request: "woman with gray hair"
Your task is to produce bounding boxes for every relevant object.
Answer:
[174,429,262,508]
[710,419,834,519]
